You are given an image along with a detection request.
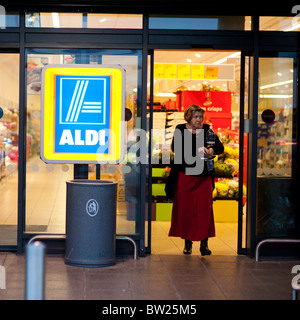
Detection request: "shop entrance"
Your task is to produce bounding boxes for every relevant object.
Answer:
[148,49,245,255]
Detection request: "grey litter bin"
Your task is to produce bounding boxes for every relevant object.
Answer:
[65,179,118,267]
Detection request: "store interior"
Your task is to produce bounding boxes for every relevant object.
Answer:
[0,47,295,254]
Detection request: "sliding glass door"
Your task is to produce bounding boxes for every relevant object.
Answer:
[256,54,297,238]
[0,53,19,246]
[25,49,144,241]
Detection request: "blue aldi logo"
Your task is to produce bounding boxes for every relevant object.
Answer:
[41,64,125,164]
[55,75,111,154]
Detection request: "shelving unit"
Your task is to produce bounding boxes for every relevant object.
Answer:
[0,107,19,181]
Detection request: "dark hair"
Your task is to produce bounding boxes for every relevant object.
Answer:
[184,104,205,123]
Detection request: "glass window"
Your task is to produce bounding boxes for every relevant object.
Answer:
[3,13,20,27]
[149,15,251,30]
[25,13,143,29]
[26,13,83,28]
[256,56,297,237]
[87,14,143,29]
[25,49,142,235]
[0,53,19,245]
[260,16,300,31]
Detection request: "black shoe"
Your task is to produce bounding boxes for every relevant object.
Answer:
[200,238,211,256]
[183,239,193,255]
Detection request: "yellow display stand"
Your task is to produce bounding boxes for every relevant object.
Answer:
[155,200,238,222]
[213,200,238,222]
[156,203,173,221]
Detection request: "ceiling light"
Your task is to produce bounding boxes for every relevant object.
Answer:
[277,72,282,76]
[260,79,293,90]
[260,94,293,99]
[156,93,177,97]
[284,23,300,32]
[229,52,241,58]
[99,18,106,23]
[187,59,192,63]
[213,52,241,65]
[195,54,201,58]
[52,13,60,28]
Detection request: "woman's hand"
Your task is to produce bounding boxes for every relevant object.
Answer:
[198,147,214,155]
[207,148,214,155]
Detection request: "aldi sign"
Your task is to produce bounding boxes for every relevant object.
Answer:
[41,65,125,164]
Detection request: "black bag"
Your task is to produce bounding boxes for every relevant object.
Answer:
[164,165,178,200]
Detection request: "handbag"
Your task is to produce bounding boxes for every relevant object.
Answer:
[164,165,178,200]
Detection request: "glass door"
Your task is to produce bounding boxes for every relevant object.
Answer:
[241,52,298,256]
[0,53,19,247]
[24,49,144,246]
[256,54,297,239]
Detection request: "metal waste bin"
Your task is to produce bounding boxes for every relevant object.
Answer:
[65,179,118,267]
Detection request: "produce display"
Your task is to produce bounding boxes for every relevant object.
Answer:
[213,178,246,200]
[214,144,239,178]
[212,131,241,199]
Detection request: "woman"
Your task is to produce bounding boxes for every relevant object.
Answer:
[168,104,224,255]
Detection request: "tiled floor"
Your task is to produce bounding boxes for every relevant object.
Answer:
[0,251,299,300]
[151,221,238,255]
[0,218,299,301]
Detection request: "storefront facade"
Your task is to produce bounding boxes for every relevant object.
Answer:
[0,2,299,257]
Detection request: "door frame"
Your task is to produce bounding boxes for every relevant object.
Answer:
[146,48,257,255]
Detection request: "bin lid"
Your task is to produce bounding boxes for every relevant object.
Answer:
[67,179,118,185]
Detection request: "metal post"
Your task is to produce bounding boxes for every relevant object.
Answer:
[255,239,300,262]
[116,236,138,260]
[28,234,66,245]
[25,241,46,300]
[293,289,298,300]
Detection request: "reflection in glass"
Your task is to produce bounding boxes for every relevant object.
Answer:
[0,54,19,245]
[149,16,251,30]
[256,57,297,237]
[25,49,142,235]
[26,13,83,28]
[87,14,143,29]
[258,58,294,177]
[260,16,300,31]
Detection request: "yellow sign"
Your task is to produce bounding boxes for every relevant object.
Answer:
[153,63,234,81]
[154,64,164,78]
[191,64,205,79]
[164,64,177,79]
[205,66,219,79]
[41,64,125,164]
[177,64,191,79]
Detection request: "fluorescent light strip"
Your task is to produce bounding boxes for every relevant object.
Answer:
[284,23,300,32]
[260,79,293,90]
[260,94,293,99]
[52,13,60,28]
[155,93,177,97]
[213,52,241,65]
